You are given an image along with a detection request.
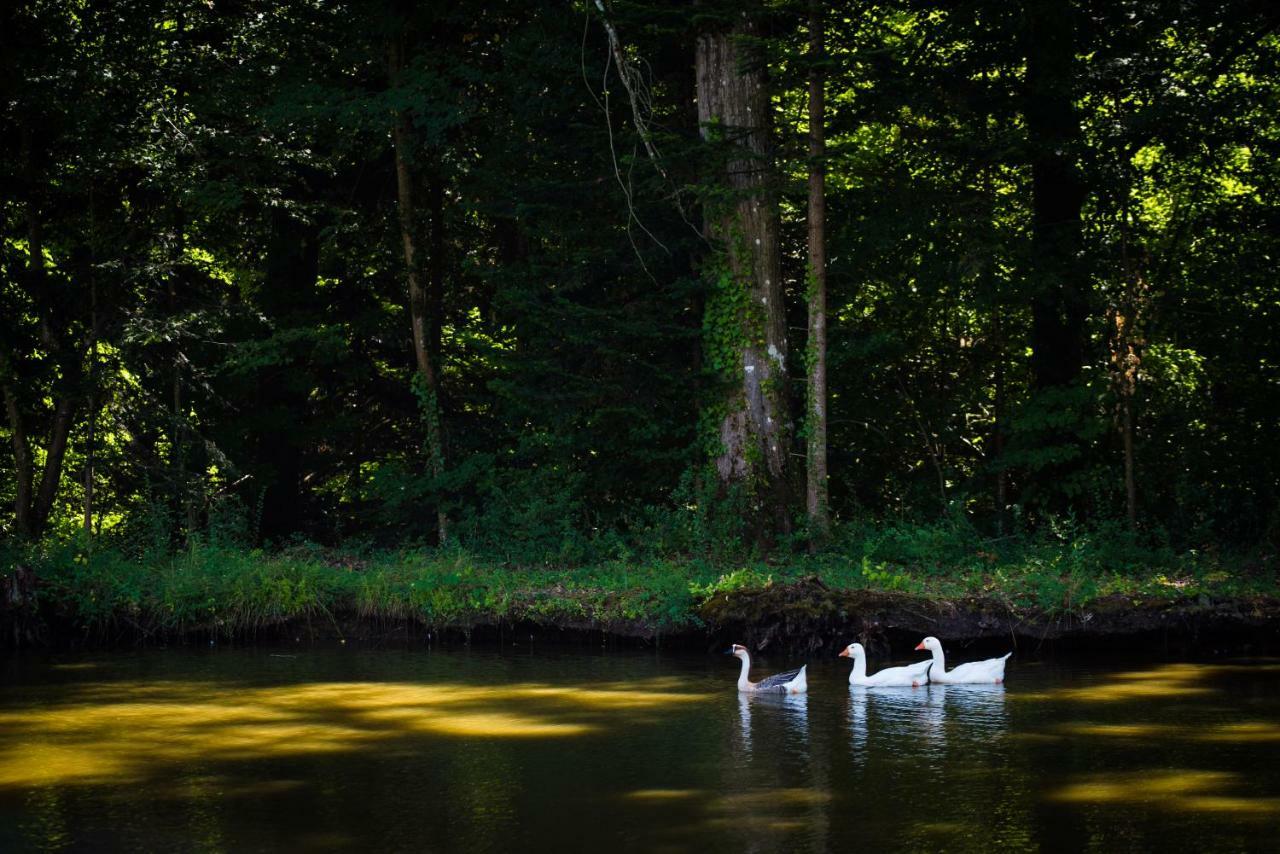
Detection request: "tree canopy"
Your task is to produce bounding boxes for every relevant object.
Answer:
[3,0,1279,563]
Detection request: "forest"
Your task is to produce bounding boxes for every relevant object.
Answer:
[3,0,1279,635]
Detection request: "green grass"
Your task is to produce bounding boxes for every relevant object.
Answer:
[6,520,1276,640]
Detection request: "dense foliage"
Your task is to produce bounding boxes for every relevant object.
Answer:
[3,0,1279,572]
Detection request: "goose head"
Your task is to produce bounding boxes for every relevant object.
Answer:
[837,643,865,659]
[915,636,941,652]
[726,643,749,659]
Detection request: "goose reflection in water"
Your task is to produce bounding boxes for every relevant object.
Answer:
[736,689,810,759]
[926,683,1009,756]
[848,688,868,755]
[845,683,1007,758]
[845,686,933,754]
[935,683,1009,734]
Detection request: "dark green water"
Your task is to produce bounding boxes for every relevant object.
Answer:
[1,645,1278,852]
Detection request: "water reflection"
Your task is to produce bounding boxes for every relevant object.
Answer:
[839,685,950,765]
[844,685,948,755]
[726,691,822,851]
[937,683,1008,735]
[847,688,867,754]
[736,690,810,759]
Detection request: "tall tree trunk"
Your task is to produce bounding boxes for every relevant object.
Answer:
[696,9,791,540]
[84,275,98,536]
[170,1,194,543]
[389,29,448,545]
[427,172,446,370]
[992,309,1008,536]
[805,0,829,548]
[1025,0,1086,392]
[1112,222,1147,529]
[33,398,75,536]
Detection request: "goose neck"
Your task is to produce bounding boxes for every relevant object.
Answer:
[929,645,946,672]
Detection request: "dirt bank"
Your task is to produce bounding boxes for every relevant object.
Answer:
[693,577,1280,657]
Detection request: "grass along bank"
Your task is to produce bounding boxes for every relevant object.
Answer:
[4,521,1276,645]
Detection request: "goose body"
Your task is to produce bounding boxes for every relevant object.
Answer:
[726,644,808,694]
[915,636,1011,684]
[839,642,932,687]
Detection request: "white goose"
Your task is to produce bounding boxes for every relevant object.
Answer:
[839,642,932,687]
[914,636,1011,684]
[726,644,808,694]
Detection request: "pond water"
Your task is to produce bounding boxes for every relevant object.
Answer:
[1,644,1278,852]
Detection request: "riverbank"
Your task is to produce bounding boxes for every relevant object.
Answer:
[4,537,1278,652]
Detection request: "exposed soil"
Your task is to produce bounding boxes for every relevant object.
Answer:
[692,577,1280,657]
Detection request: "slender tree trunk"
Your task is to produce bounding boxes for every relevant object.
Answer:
[1113,219,1147,529]
[427,171,446,370]
[389,30,448,545]
[7,143,80,541]
[805,0,829,548]
[170,1,193,543]
[696,10,791,541]
[992,309,1007,535]
[84,276,97,536]
[33,397,75,536]
[1121,392,1136,524]
[29,199,78,538]
[172,348,185,538]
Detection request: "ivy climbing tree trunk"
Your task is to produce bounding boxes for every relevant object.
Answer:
[388,26,448,545]
[805,0,830,548]
[696,8,791,540]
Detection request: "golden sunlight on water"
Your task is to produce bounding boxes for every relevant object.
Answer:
[1013,661,1280,704]
[1049,770,1280,817]
[1051,720,1280,742]
[0,677,711,789]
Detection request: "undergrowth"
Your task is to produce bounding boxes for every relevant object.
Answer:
[4,518,1274,639]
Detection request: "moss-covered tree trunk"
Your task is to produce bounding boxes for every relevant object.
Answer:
[696,11,791,539]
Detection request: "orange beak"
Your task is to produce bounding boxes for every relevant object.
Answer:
[914,642,926,651]
[838,648,850,658]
